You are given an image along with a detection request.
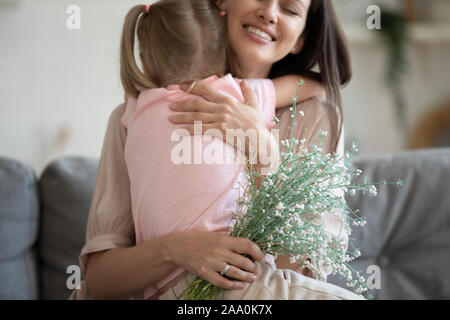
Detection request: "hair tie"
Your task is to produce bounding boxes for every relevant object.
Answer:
[145,4,151,14]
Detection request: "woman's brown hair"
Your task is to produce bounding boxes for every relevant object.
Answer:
[120,0,228,99]
[269,0,353,154]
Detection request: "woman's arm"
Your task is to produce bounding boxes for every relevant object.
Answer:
[272,75,325,109]
[86,234,178,299]
[87,232,265,299]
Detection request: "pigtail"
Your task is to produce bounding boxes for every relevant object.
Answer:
[120,5,157,99]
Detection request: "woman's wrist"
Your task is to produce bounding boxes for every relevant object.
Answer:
[158,231,180,264]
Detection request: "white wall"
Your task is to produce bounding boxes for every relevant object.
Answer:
[342,40,450,155]
[337,0,450,155]
[0,0,150,174]
[0,0,449,175]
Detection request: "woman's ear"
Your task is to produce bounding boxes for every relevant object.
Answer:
[291,35,305,55]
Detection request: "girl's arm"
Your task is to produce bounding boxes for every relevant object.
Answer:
[272,75,326,109]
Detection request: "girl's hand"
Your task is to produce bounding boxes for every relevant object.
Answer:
[167,80,266,148]
[165,231,265,290]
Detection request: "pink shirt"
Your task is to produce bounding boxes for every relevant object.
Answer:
[120,74,277,299]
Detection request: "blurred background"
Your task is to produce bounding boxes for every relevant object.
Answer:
[0,0,449,175]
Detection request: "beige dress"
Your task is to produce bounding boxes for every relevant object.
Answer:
[69,96,360,300]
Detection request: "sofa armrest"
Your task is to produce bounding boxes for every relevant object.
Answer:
[0,156,39,299]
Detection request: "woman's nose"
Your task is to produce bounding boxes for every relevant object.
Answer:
[257,1,279,24]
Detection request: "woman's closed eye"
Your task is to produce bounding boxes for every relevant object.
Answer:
[282,0,305,17]
[284,7,299,16]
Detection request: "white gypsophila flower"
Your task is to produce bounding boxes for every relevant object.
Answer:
[369,185,377,196]
[299,110,305,117]
[318,130,328,137]
[351,141,359,152]
[276,202,285,211]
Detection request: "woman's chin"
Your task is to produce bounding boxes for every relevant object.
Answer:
[236,48,273,68]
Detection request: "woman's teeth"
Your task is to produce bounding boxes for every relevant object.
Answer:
[245,26,273,41]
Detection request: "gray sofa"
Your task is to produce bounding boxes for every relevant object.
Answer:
[0,148,449,300]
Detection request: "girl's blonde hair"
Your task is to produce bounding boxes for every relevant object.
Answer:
[120,0,228,99]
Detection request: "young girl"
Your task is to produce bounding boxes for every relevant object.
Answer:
[118,0,358,301]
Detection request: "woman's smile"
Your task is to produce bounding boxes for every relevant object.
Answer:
[224,0,310,78]
[242,24,277,44]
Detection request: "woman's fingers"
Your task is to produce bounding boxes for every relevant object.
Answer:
[229,237,265,263]
[225,252,259,274]
[168,231,263,291]
[181,81,235,105]
[223,265,257,284]
[206,271,246,290]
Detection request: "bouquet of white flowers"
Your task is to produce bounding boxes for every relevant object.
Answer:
[178,81,403,300]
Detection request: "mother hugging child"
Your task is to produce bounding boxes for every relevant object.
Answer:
[70,0,361,300]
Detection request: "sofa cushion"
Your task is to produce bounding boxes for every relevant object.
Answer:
[0,157,39,299]
[328,147,450,299]
[38,157,98,300]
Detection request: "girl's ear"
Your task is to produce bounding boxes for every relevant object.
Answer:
[291,35,305,55]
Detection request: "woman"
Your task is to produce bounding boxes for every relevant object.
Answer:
[71,0,354,300]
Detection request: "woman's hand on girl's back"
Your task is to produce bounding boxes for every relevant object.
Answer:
[164,230,265,290]
[167,80,266,147]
